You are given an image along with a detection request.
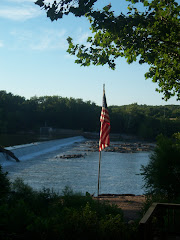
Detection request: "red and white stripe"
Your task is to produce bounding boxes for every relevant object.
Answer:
[99,106,110,151]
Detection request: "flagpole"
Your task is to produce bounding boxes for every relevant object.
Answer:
[98,85,104,197]
[98,83,110,198]
[97,150,101,197]
[103,84,105,94]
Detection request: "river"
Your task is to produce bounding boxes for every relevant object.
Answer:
[2,137,151,196]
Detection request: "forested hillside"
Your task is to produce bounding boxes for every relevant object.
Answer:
[109,104,180,139]
[0,91,179,140]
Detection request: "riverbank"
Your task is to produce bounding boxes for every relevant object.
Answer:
[94,194,145,221]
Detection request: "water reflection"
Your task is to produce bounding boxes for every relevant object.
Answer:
[3,141,150,196]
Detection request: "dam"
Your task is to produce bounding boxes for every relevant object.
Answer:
[0,136,85,167]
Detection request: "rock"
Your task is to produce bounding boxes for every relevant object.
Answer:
[57,154,86,159]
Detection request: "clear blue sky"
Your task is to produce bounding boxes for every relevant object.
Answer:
[0,0,179,106]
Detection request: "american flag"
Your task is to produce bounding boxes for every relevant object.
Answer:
[99,88,110,151]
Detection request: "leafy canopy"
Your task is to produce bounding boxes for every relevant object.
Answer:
[35,0,180,101]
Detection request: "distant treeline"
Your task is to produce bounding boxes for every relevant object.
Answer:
[0,90,180,140]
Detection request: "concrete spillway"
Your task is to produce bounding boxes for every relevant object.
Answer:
[0,136,85,167]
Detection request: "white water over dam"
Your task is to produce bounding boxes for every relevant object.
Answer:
[0,136,85,167]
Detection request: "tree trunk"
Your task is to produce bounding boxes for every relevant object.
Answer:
[0,146,20,162]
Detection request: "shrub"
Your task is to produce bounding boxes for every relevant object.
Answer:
[0,165,10,201]
[0,181,135,240]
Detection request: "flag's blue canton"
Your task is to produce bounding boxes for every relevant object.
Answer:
[102,92,107,108]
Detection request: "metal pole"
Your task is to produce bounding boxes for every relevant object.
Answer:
[98,84,104,198]
[98,150,101,197]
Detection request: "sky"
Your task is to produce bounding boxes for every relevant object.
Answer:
[0,0,179,107]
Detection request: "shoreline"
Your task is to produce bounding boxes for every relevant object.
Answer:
[94,194,146,221]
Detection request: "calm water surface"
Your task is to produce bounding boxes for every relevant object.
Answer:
[3,141,150,196]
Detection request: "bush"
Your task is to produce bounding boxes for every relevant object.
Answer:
[0,165,10,201]
[0,181,138,240]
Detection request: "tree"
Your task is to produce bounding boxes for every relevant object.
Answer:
[35,0,180,101]
[0,146,20,162]
[140,134,180,199]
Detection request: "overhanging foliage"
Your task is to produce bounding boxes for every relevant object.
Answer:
[35,0,180,101]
